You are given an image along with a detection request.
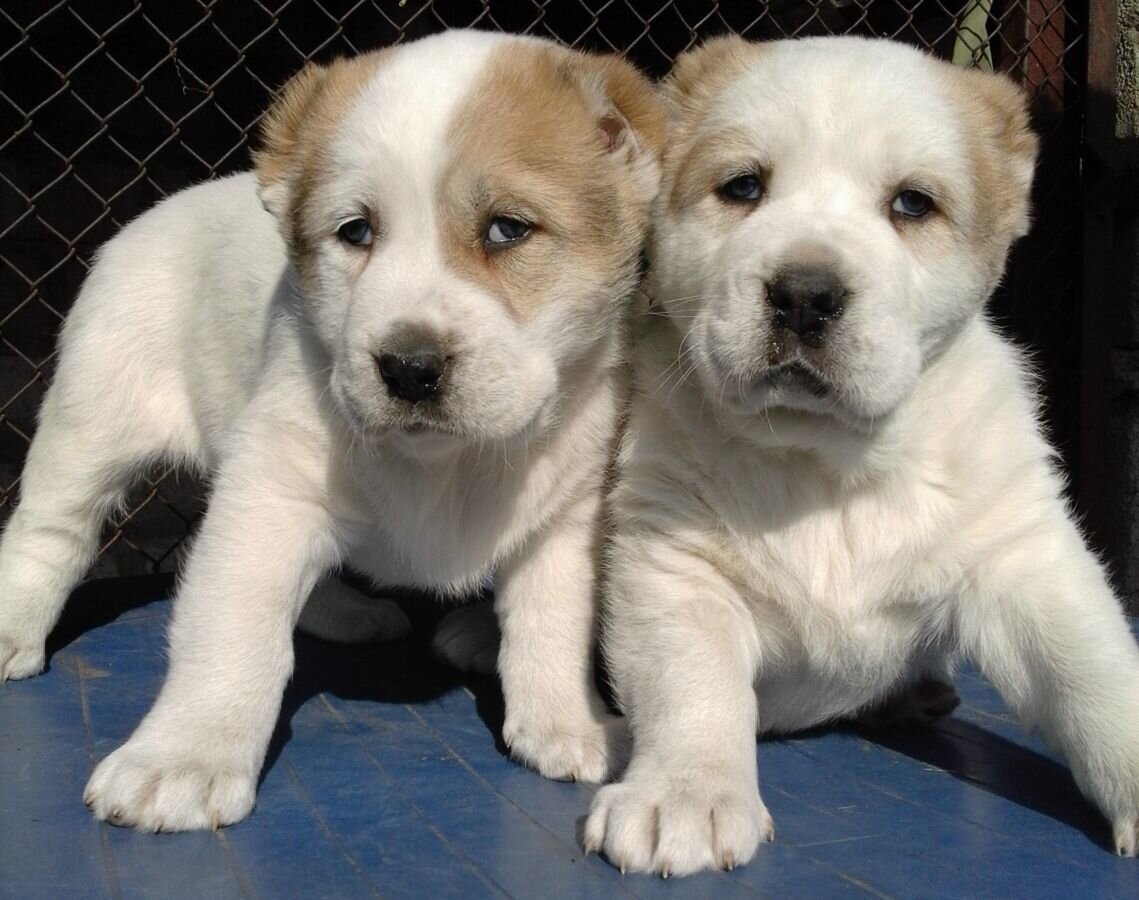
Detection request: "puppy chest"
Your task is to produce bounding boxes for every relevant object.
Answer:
[734,516,953,664]
[344,506,507,593]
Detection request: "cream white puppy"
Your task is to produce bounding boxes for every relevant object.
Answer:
[0,29,665,830]
[585,35,1139,875]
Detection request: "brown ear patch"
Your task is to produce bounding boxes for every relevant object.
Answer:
[942,65,1039,257]
[253,62,328,190]
[578,52,668,161]
[253,50,389,232]
[663,35,761,124]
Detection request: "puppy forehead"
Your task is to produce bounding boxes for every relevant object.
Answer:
[708,39,966,174]
[332,32,500,170]
[330,31,586,191]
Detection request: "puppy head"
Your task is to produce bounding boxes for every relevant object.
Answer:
[254,30,664,447]
[653,35,1037,432]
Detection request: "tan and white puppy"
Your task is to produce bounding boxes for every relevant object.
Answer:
[585,35,1139,875]
[0,29,665,830]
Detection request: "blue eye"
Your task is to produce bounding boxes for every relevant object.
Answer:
[337,217,373,246]
[892,189,934,218]
[718,174,763,202]
[485,216,532,248]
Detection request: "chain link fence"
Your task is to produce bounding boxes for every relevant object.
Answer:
[0,0,1087,577]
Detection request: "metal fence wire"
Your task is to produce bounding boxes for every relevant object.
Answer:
[0,0,1086,576]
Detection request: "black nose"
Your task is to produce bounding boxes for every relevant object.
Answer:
[768,265,847,341]
[376,350,446,403]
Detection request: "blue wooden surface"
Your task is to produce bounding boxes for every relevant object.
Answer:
[2,579,1138,899]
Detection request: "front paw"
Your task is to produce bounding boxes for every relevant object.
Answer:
[583,769,774,876]
[84,737,257,832]
[1116,818,1139,857]
[0,632,46,681]
[504,710,627,783]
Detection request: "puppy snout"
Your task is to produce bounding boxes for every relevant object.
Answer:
[768,265,847,342]
[376,348,446,403]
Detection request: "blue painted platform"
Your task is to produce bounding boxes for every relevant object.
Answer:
[3,578,1138,898]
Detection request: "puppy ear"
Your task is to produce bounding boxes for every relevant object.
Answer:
[663,35,756,116]
[253,62,329,220]
[570,53,668,200]
[952,68,1040,239]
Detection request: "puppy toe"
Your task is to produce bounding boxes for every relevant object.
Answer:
[0,634,46,681]
[585,783,658,873]
[85,739,256,832]
[655,782,771,877]
[505,712,627,783]
[1114,818,1139,857]
[587,770,770,876]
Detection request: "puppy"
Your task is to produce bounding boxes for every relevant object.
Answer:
[585,35,1139,875]
[0,29,664,830]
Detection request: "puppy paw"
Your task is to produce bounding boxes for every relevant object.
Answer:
[0,632,46,681]
[431,604,499,675]
[856,676,960,729]
[583,770,774,876]
[297,581,412,645]
[1115,818,1139,857]
[84,739,256,832]
[504,711,627,783]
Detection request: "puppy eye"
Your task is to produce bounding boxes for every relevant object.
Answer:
[484,216,533,249]
[718,174,763,203]
[337,217,373,247]
[891,189,934,219]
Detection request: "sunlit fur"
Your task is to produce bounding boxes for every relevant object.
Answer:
[585,36,1139,876]
[0,29,664,831]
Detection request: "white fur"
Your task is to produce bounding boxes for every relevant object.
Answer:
[0,30,652,830]
[585,37,1139,875]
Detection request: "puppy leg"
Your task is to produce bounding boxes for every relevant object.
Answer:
[432,602,499,675]
[0,383,186,681]
[84,437,340,831]
[584,549,773,876]
[956,509,1139,855]
[856,652,959,729]
[296,578,411,644]
[494,492,621,783]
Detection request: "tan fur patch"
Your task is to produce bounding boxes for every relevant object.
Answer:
[940,65,1039,281]
[438,41,664,322]
[667,126,763,215]
[253,50,389,258]
[662,36,763,133]
[659,37,766,220]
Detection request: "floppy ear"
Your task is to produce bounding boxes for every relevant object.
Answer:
[569,53,668,202]
[951,68,1040,240]
[253,62,329,220]
[662,34,756,117]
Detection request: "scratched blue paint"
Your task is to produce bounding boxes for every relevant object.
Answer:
[1,582,1137,899]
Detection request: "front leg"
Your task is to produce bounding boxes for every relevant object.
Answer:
[584,542,773,876]
[955,506,1139,855]
[84,432,341,831]
[494,491,620,783]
